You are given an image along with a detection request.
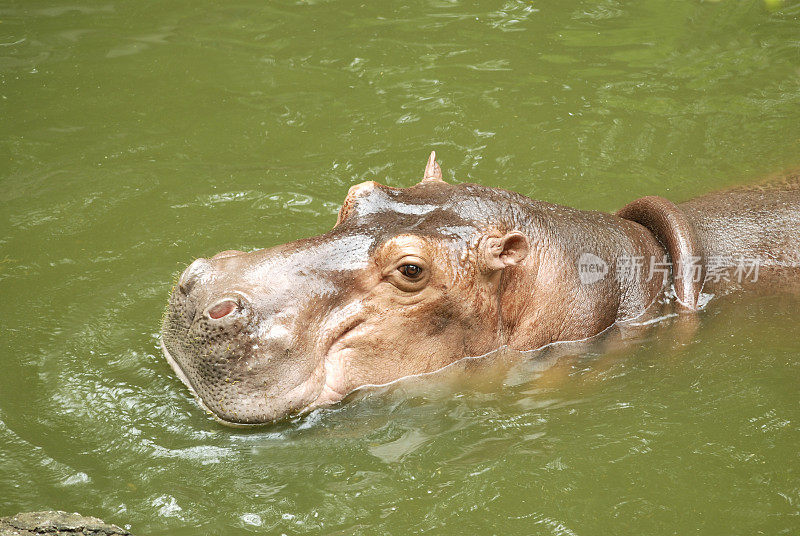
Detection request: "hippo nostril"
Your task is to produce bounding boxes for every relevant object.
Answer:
[207,299,238,320]
[179,258,211,295]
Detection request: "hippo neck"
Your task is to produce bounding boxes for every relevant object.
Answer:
[496,199,668,350]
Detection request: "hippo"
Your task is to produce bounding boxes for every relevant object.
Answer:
[160,153,800,426]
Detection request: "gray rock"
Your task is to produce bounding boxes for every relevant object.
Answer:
[0,511,131,536]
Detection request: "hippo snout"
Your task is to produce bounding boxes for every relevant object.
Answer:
[162,249,331,426]
[174,257,248,324]
[178,257,211,295]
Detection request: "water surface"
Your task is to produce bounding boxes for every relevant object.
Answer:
[1,1,799,534]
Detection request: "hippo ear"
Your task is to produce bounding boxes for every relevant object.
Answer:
[420,151,447,184]
[480,231,530,271]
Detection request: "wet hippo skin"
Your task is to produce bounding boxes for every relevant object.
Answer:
[161,152,800,425]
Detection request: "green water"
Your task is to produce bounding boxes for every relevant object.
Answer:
[2,0,799,534]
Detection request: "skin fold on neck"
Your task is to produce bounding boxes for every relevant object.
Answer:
[493,202,670,351]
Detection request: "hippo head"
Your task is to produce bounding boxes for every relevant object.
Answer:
[161,153,535,425]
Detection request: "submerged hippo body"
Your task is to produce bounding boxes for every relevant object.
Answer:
[161,153,800,425]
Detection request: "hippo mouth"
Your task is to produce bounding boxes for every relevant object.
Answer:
[160,337,272,428]
[159,307,367,426]
[296,318,367,412]
[160,333,329,426]
[159,340,242,427]
[160,290,344,427]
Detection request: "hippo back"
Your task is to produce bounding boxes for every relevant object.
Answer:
[678,171,800,294]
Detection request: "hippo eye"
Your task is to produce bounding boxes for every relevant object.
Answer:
[398,264,423,279]
[385,255,430,292]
